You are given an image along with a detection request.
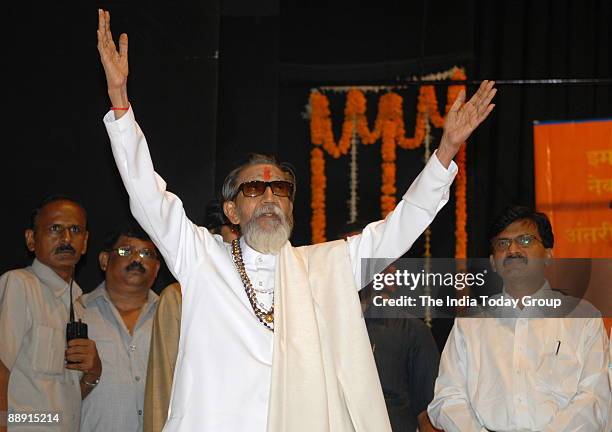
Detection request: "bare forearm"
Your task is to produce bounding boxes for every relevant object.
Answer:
[435,137,456,169]
[108,87,129,119]
[417,410,441,432]
[80,374,99,399]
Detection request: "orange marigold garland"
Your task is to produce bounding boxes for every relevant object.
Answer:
[380,117,398,217]
[309,68,469,254]
[454,145,468,258]
[310,147,326,243]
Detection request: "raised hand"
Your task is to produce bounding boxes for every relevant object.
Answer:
[97,9,129,112]
[436,80,497,168]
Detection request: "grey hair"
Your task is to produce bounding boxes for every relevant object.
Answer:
[221,154,297,202]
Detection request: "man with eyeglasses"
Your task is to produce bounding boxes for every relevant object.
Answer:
[78,225,160,432]
[0,195,101,432]
[96,9,496,432]
[428,206,610,431]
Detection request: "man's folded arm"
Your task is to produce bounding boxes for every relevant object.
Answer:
[542,318,611,431]
[427,322,486,432]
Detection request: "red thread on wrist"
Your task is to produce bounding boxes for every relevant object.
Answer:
[111,106,129,111]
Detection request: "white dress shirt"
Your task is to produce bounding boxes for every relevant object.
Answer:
[428,284,610,432]
[103,107,457,431]
[0,259,83,432]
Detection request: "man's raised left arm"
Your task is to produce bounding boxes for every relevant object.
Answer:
[347,81,496,288]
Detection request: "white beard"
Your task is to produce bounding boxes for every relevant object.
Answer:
[241,203,293,255]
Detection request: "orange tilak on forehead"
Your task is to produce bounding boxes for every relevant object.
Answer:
[263,167,271,181]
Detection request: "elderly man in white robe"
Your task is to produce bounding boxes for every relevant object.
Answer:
[96,9,496,432]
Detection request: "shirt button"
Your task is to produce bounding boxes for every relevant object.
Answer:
[138,410,142,415]
[257,257,263,263]
[515,369,520,375]
[129,345,136,352]
[135,376,141,382]
[258,282,263,286]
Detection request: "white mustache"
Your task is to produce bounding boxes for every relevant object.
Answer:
[253,204,284,220]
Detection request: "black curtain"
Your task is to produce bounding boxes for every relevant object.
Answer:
[273,0,612,257]
[469,0,612,256]
[2,1,219,292]
[2,0,610,297]
[276,2,475,251]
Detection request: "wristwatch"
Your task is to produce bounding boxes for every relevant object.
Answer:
[82,374,100,387]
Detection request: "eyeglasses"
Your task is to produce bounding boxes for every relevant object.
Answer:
[43,224,86,237]
[492,234,542,252]
[236,180,294,199]
[111,246,159,260]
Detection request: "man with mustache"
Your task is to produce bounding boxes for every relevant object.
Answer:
[96,9,496,431]
[0,196,100,432]
[428,206,610,431]
[78,225,160,432]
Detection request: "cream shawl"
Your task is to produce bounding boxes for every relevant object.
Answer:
[267,240,392,432]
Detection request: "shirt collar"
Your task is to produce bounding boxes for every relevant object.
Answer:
[502,280,551,300]
[83,281,159,311]
[240,236,277,268]
[31,258,81,299]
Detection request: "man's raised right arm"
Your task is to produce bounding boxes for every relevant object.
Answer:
[97,9,210,279]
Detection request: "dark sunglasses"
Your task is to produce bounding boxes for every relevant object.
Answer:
[236,180,294,199]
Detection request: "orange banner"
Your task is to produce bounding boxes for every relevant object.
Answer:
[534,119,612,323]
[534,119,612,258]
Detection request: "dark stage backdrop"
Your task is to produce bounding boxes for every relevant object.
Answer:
[2,2,219,292]
[2,0,611,307]
[276,0,611,257]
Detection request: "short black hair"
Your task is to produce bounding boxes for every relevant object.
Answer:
[488,206,554,249]
[30,195,87,229]
[103,223,154,252]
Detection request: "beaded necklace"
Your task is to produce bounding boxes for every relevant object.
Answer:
[231,239,274,331]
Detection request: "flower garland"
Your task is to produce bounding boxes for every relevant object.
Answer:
[348,119,359,223]
[310,147,326,244]
[309,67,468,258]
[423,115,433,328]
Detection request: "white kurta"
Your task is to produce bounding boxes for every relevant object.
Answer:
[428,285,611,432]
[103,107,457,431]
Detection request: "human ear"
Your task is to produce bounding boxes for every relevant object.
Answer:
[99,251,109,271]
[25,229,35,252]
[223,201,241,225]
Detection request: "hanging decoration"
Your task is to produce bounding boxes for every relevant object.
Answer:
[347,119,359,223]
[423,112,433,327]
[309,67,468,259]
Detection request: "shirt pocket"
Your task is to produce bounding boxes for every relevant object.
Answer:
[31,324,65,375]
[534,340,581,403]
